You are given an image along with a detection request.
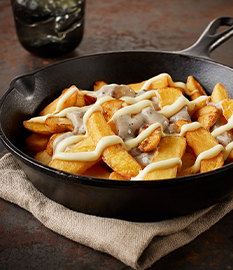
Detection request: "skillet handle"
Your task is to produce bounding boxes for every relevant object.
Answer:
[180,17,233,59]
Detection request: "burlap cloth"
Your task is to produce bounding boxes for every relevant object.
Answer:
[1,153,233,269]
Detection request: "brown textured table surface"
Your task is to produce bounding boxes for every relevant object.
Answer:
[1,0,233,269]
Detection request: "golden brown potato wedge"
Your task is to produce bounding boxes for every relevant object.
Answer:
[39,86,85,116]
[127,76,170,92]
[93,81,107,91]
[222,99,233,120]
[157,87,183,108]
[226,147,233,163]
[109,171,128,180]
[45,117,74,133]
[34,150,52,165]
[192,105,218,130]
[84,165,111,179]
[101,99,126,122]
[177,146,196,177]
[39,95,61,116]
[144,136,186,180]
[176,119,224,173]
[127,81,146,92]
[211,83,228,103]
[186,76,207,100]
[84,94,97,105]
[86,111,142,179]
[138,125,161,152]
[23,120,52,135]
[25,133,51,155]
[46,133,66,156]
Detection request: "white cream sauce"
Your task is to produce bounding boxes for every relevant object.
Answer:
[55,86,80,113]
[131,158,182,180]
[211,115,233,138]
[139,73,187,91]
[53,135,124,161]
[189,144,224,174]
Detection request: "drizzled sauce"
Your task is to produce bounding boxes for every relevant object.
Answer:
[132,158,182,180]
[53,135,124,161]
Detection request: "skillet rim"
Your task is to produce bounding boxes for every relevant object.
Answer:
[1,49,233,188]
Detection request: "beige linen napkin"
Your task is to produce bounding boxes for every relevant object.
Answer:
[1,153,233,270]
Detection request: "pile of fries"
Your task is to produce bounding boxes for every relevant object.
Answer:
[23,73,233,180]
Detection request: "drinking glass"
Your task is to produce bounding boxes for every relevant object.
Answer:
[11,0,85,57]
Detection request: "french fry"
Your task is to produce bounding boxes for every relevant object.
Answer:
[185,76,210,114]
[34,150,52,165]
[93,81,107,91]
[176,119,224,173]
[23,120,52,135]
[227,144,233,163]
[45,117,74,133]
[75,89,86,107]
[222,99,233,120]
[46,133,66,156]
[138,125,161,152]
[127,81,146,92]
[144,136,186,180]
[84,94,97,105]
[86,111,142,179]
[49,136,100,174]
[186,76,207,100]
[109,172,128,180]
[25,133,51,155]
[127,75,170,92]
[84,165,111,179]
[101,100,126,122]
[177,146,196,177]
[157,87,183,108]
[192,105,218,130]
[39,86,85,116]
[211,83,228,103]
[150,75,170,89]
[39,94,62,116]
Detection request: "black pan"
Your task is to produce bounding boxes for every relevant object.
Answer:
[1,17,233,222]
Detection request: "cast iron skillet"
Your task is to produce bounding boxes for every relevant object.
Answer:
[1,17,233,222]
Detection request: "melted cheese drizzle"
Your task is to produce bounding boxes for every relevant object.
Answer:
[120,90,157,104]
[124,123,161,151]
[27,73,233,177]
[53,135,123,161]
[211,115,233,138]
[109,100,153,122]
[132,158,182,180]
[179,122,203,136]
[140,73,187,91]
[223,141,233,160]
[159,95,208,118]
[55,86,80,113]
[189,144,224,173]
[54,134,87,155]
